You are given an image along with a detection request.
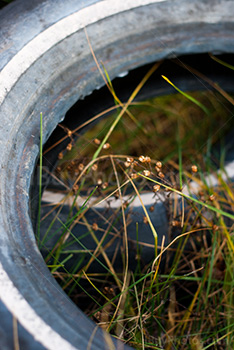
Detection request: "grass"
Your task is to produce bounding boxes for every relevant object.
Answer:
[37,55,234,349]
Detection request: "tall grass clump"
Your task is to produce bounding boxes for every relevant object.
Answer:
[37,55,234,349]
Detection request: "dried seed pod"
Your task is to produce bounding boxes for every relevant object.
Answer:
[103,143,110,149]
[145,156,151,163]
[78,163,84,171]
[130,173,138,179]
[92,222,98,231]
[66,143,72,151]
[191,165,198,173]
[172,220,181,227]
[209,194,215,201]
[109,287,114,295]
[94,311,101,320]
[143,170,151,176]
[58,152,63,160]
[156,161,162,168]
[143,216,148,224]
[103,286,110,294]
[67,129,72,137]
[114,192,119,199]
[158,171,165,179]
[102,182,108,189]
[155,166,161,172]
[139,155,145,162]
[72,184,79,193]
[124,161,131,168]
[97,178,102,185]
[94,138,101,145]
[92,164,98,171]
[212,224,219,231]
[153,184,160,192]
[127,157,134,163]
[149,205,154,212]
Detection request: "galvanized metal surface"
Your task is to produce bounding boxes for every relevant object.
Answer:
[0,0,234,349]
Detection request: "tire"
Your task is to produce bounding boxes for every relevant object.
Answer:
[0,1,234,349]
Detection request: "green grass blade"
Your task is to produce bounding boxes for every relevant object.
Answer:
[162,75,210,115]
[209,53,234,71]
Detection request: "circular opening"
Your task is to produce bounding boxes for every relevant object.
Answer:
[34,54,234,347]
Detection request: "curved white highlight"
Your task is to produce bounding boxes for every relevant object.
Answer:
[0,0,167,105]
[0,264,76,350]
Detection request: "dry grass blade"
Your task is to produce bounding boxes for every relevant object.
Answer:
[209,53,234,71]
[132,273,145,350]
[13,316,20,350]
[106,156,129,332]
[115,271,131,339]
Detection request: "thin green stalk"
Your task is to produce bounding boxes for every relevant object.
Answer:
[50,253,73,273]
[52,186,98,265]
[40,240,102,307]
[56,217,123,286]
[209,54,234,71]
[162,75,210,115]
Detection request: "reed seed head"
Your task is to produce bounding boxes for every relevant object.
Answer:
[158,172,165,179]
[78,163,84,171]
[156,161,162,168]
[92,222,98,231]
[143,170,151,176]
[58,152,63,160]
[92,164,98,171]
[124,161,131,168]
[191,165,198,173]
[66,143,72,151]
[153,184,160,192]
[103,143,110,149]
[94,138,101,145]
[130,173,138,179]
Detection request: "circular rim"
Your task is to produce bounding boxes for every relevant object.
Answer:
[0,0,234,349]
